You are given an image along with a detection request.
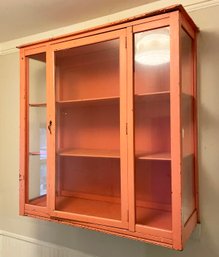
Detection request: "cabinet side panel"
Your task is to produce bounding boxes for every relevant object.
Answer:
[181,27,196,226]
[28,53,47,206]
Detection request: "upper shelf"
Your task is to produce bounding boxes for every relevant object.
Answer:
[135,91,170,103]
[29,151,47,155]
[136,152,171,161]
[29,92,192,108]
[56,96,119,106]
[57,91,172,107]
[58,148,171,161]
[58,148,120,158]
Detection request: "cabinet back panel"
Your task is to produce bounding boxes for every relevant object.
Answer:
[57,102,120,151]
[135,160,172,229]
[181,28,196,225]
[135,160,172,206]
[135,114,170,155]
[58,157,121,198]
[55,157,121,220]
[135,63,170,94]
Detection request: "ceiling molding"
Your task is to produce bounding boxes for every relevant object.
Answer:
[186,0,219,12]
[0,0,218,56]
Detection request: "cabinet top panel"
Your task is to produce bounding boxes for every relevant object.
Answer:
[18,4,198,50]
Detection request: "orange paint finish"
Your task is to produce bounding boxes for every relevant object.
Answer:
[19,5,198,250]
[126,26,135,232]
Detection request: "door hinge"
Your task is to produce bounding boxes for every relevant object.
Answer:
[125,37,127,48]
[19,173,24,181]
[127,210,129,222]
[126,123,128,135]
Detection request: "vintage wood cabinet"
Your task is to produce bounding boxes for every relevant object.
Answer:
[19,5,199,250]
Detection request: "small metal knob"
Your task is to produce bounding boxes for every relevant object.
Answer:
[48,120,52,134]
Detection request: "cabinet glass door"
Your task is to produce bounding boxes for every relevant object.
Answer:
[53,32,127,227]
[134,27,172,230]
[27,52,47,207]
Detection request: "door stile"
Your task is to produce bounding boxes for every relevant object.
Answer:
[46,45,56,214]
[19,49,27,215]
[119,29,129,228]
[126,26,135,232]
[25,55,30,209]
[169,11,183,250]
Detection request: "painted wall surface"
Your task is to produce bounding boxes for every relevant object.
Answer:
[0,3,219,257]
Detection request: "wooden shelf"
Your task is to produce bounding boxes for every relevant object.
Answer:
[55,92,193,106]
[58,148,120,158]
[135,91,170,103]
[56,196,121,220]
[29,195,171,229]
[136,152,171,161]
[56,96,119,106]
[58,150,170,160]
[29,195,47,207]
[135,91,193,104]
[29,103,47,107]
[29,151,47,156]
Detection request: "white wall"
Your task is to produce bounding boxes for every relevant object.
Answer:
[0,3,219,257]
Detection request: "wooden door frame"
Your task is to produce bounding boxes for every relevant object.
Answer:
[20,45,49,216]
[48,29,129,229]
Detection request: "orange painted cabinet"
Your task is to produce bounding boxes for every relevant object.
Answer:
[19,5,198,250]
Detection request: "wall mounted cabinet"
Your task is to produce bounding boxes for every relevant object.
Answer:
[19,5,198,250]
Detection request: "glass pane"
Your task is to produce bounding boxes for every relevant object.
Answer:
[28,52,47,206]
[134,27,172,230]
[29,155,47,206]
[181,29,195,224]
[29,107,46,153]
[135,27,170,94]
[135,161,172,229]
[55,39,121,220]
[29,53,46,103]
[55,40,119,101]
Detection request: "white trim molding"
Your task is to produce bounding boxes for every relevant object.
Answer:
[0,230,90,257]
[185,0,219,11]
[0,0,218,56]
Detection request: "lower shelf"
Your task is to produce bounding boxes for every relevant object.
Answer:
[56,196,121,220]
[29,195,47,207]
[29,195,172,230]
